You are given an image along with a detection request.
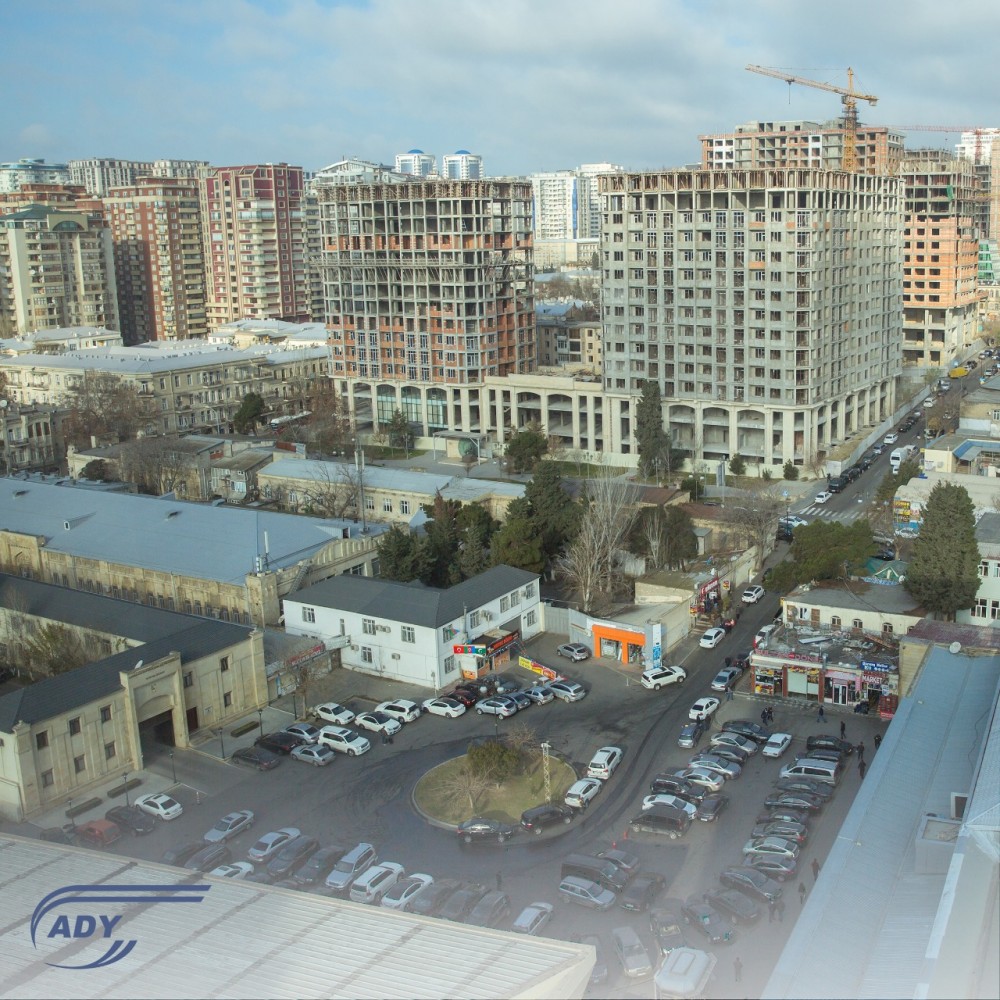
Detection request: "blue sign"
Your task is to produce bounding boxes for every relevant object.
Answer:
[31,883,209,969]
[860,660,892,672]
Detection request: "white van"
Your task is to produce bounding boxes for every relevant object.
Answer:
[780,757,842,785]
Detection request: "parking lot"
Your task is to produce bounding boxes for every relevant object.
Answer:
[9,604,887,999]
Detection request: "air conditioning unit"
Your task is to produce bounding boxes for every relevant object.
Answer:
[377,625,391,633]
[481,610,493,621]
[350,644,359,652]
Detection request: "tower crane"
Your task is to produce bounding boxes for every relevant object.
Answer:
[892,126,993,164]
[746,65,878,172]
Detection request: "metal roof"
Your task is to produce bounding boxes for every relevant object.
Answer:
[289,565,538,629]
[0,477,378,585]
[0,836,592,999]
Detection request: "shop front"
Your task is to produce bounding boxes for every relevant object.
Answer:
[454,629,521,681]
[823,668,861,706]
[591,622,646,665]
[752,664,784,697]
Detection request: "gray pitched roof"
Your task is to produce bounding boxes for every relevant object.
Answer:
[289,565,537,629]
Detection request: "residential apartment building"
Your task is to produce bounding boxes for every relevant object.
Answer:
[1,325,123,355]
[899,151,981,367]
[202,163,313,329]
[536,301,602,369]
[0,158,70,193]
[395,150,436,177]
[967,512,1000,627]
[69,157,154,196]
[0,401,65,473]
[0,205,119,335]
[597,167,903,469]
[318,177,534,437]
[699,119,905,174]
[441,150,483,180]
[105,177,208,343]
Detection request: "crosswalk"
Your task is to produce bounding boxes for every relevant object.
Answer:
[793,504,866,523]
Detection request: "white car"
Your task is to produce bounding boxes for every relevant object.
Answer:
[548,680,587,702]
[203,809,255,843]
[754,623,778,648]
[711,732,758,756]
[354,711,402,736]
[640,664,687,690]
[422,697,467,718]
[524,685,555,705]
[208,862,255,880]
[313,702,355,726]
[814,491,833,504]
[883,432,899,445]
[923,397,935,409]
[511,901,555,935]
[377,700,421,724]
[699,628,727,649]
[476,696,518,718]
[689,696,721,721]
[762,733,793,758]
[350,861,405,904]
[316,725,371,756]
[380,873,434,911]
[247,827,300,864]
[565,777,603,810]
[587,746,624,780]
[778,514,808,529]
[283,722,321,744]
[134,792,183,822]
[290,744,336,767]
[641,794,698,818]
[742,585,765,604]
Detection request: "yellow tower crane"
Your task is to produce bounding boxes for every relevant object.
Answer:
[746,65,879,172]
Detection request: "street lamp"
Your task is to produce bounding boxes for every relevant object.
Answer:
[122,770,130,807]
[257,707,264,732]
[169,751,177,784]
[215,727,225,761]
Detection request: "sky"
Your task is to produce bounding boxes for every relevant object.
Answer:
[3,0,996,176]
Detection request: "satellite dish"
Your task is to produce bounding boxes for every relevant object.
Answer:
[948,642,962,655]
[135,659,144,670]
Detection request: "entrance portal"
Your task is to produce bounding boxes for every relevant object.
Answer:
[139,709,176,752]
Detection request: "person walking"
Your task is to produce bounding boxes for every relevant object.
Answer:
[495,871,503,891]
[726,685,734,702]
[761,708,768,725]
[817,704,826,723]
[798,881,807,904]
[874,732,882,751]
[768,898,776,923]
[811,858,821,882]
[857,741,865,763]
[725,656,732,669]
[766,706,774,724]
[734,957,743,983]
[859,758,867,779]
[840,720,846,739]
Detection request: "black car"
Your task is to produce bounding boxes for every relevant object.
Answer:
[704,745,748,765]
[681,900,735,944]
[183,843,231,872]
[722,720,771,744]
[293,844,346,886]
[720,866,783,903]
[756,807,810,827]
[456,817,515,844]
[255,731,307,754]
[266,835,319,880]
[629,806,691,839]
[649,774,707,803]
[438,884,488,922]
[775,778,834,800]
[598,848,642,878]
[677,719,707,749]
[764,790,824,812]
[860,455,875,471]
[39,827,76,845]
[105,805,156,836]
[161,842,207,868]
[806,734,854,756]
[520,803,574,834]
[449,687,480,707]
[649,906,686,955]
[803,747,847,764]
[695,794,728,822]
[464,890,511,928]
[776,525,795,543]
[231,746,282,771]
[704,888,760,924]
[619,872,667,912]
[874,546,896,560]
[751,820,809,843]
[406,878,464,917]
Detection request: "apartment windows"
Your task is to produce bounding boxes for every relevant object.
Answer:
[469,611,480,629]
[400,500,410,515]
[510,591,521,607]
[104,741,117,761]
[74,755,86,774]
[183,671,193,689]
[525,583,535,598]
[443,654,456,674]
[362,618,376,635]
[36,731,49,750]
[526,609,537,628]
[500,597,510,613]
[41,770,54,788]
[220,656,230,673]
[223,691,233,708]
[361,646,373,664]
[100,705,112,723]
[830,616,841,629]
[302,607,316,623]
[401,626,415,644]
[69,718,81,736]
[852,619,863,630]
[382,499,393,513]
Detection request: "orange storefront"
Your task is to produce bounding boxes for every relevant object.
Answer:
[591,622,646,664]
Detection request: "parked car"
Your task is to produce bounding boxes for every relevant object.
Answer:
[255,731,307,755]
[751,820,808,844]
[565,778,603,810]
[580,933,609,987]
[883,432,899,445]
[487,675,522,696]
[75,819,122,849]
[677,720,707,749]
[316,725,371,756]
[313,702,355,725]
[160,842,205,868]
[671,767,725,792]
[749,855,798,881]
[456,817,515,844]
[689,754,742,780]
[612,925,654,978]
[183,843,231,872]
[710,667,742,692]
[629,806,692,840]
[753,623,778,649]
[290,744,336,767]
[104,805,155,836]
[520,803,573,834]
[649,774,707,803]
[293,844,346,886]
[508,691,533,712]
[231,746,281,771]
[689,696,721,721]
[421,697,466,718]
[475,696,518,718]
[642,794,697,818]
[376,699,422,723]
[695,794,729,822]
[742,585,765,604]
[721,720,771,744]
[704,888,760,924]
[698,627,727,649]
[757,807,810,827]
[267,835,319,880]
[405,878,464,917]
[587,746,624,780]
[640,664,687,689]
[556,642,590,661]
[548,680,587,702]
[558,876,615,911]
[350,862,405,904]
[204,809,255,843]
[448,688,480,708]
[208,862,255,880]
[283,722,321,743]
[681,900,735,944]
[700,744,747,765]
[511,901,554,935]
[650,906,685,955]
[618,872,667,913]
[743,836,800,860]
[814,490,833,504]
[720,866,784,903]
[778,514,809,528]
[246,828,301,865]
[764,790,824,812]
[438,885,489,922]
[134,792,183,821]
[354,711,402,736]
[711,732,759,755]
[775,777,834,800]
[524,684,554,704]
[598,847,642,878]
[381,873,434,911]
[762,733,793,758]
[324,842,378,894]
[806,734,855,756]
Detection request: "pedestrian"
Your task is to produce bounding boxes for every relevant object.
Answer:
[761,708,768,725]
[734,957,743,983]
[776,897,785,922]
[798,881,807,904]
[840,720,846,739]
[495,871,502,891]
[859,758,867,779]
[726,685,734,702]
[725,656,732,669]
[766,706,774,725]
[817,705,826,723]
[811,858,820,882]
[768,898,776,923]
[874,733,882,751]
[857,741,865,762]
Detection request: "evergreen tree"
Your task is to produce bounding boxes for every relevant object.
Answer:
[376,525,430,583]
[906,482,981,619]
[233,392,266,435]
[385,409,413,457]
[524,463,581,561]
[504,424,548,473]
[422,492,462,587]
[662,506,698,569]
[491,498,546,574]
[635,381,668,478]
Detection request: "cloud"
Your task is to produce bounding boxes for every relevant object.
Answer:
[17,124,57,154]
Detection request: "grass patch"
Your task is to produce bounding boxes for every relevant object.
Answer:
[547,461,630,480]
[363,446,429,461]
[414,753,577,825]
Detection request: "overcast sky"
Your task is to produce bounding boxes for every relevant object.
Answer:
[4,0,995,176]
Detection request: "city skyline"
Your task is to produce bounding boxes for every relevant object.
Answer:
[4,0,995,176]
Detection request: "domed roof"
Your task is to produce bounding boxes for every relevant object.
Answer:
[407,149,425,154]
[454,149,471,155]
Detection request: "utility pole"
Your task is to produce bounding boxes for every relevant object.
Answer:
[541,742,552,803]
[356,447,367,534]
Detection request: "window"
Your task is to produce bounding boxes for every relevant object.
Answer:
[469,611,480,629]
[68,718,81,736]
[526,610,537,627]
[41,769,54,788]
[104,741,116,760]
[361,646,373,664]
[183,671,193,689]
[510,591,520,607]
[74,755,86,774]
[443,654,456,674]
[220,656,230,672]
[382,499,393,513]
[223,690,233,708]
[36,731,49,750]
[500,596,510,613]
[302,607,316,623]
[882,623,894,635]
[400,500,410,515]
[524,583,535,598]
[830,616,841,629]
[401,626,415,643]
[362,618,376,635]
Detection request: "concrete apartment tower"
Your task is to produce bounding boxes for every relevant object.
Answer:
[394,150,437,177]
[597,167,903,471]
[441,151,483,180]
[105,177,208,343]
[316,176,534,437]
[0,204,119,335]
[201,163,313,329]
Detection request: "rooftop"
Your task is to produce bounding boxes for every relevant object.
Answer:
[753,619,900,672]
[784,580,923,617]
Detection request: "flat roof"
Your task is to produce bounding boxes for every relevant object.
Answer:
[0,836,593,999]
[754,620,900,671]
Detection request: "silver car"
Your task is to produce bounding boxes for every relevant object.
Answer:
[612,925,654,979]
[203,810,255,843]
[689,753,742,780]
[558,876,615,910]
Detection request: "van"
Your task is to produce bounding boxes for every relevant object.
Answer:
[628,806,692,840]
[889,448,906,473]
[655,947,717,999]
[779,757,842,786]
[828,475,847,493]
[561,853,629,892]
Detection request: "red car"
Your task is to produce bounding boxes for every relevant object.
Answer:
[450,686,481,707]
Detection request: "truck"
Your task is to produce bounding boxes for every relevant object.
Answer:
[890,445,917,473]
[949,366,968,379]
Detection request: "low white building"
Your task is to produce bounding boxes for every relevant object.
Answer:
[961,511,1000,627]
[284,565,541,689]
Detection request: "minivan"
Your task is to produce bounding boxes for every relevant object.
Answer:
[561,853,630,892]
[628,806,692,840]
[779,757,841,786]
[324,842,378,893]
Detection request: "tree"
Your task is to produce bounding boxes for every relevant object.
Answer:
[456,503,497,581]
[504,423,548,474]
[467,740,524,787]
[491,498,546,574]
[117,437,191,496]
[62,373,153,447]
[296,461,362,519]
[79,459,113,482]
[438,761,493,815]
[524,462,581,564]
[722,488,785,571]
[306,380,356,457]
[766,520,876,592]
[385,409,414,457]
[728,454,746,477]
[376,525,430,583]
[635,381,686,480]
[783,461,799,481]
[21,623,90,679]
[905,482,981,619]
[422,492,462,588]
[661,506,699,570]
[233,392,267,435]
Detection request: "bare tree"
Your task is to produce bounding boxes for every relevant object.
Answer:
[62,373,154,447]
[641,507,668,570]
[118,437,190,495]
[557,474,641,612]
[288,655,327,720]
[438,762,493,816]
[296,461,363,519]
[719,486,784,571]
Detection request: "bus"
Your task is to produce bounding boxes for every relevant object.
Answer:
[269,411,311,431]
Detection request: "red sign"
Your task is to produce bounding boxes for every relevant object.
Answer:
[487,631,520,656]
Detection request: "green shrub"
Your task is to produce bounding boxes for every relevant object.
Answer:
[783,461,799,481]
